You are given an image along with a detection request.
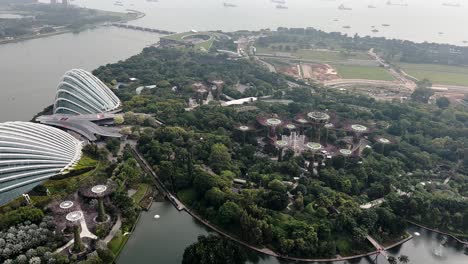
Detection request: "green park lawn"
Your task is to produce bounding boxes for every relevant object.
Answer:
[399,63,468,86]
[108,232,129,256]
[334,65,395,81]
[256,46,371,62]
[132,183,149,204]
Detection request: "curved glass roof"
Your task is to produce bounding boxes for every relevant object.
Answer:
[53,69,121,115]
[0,122,82,200]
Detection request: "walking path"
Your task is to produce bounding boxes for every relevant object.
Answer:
[366,235,388,259]
[407,220,468,245]
[80,217,97,239]
[54,212,98,253]
[104,216,122,243]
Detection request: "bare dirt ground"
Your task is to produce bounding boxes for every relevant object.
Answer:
[278,65,301,79]
[301,63,339,81]
[278,63,339,81]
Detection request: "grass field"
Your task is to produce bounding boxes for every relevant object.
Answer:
[132,183,149,204]
[256,46,371,62]
[334,65,394,81]
[399,63,468,86]
[163,32,214,52]
[108,231,129,256]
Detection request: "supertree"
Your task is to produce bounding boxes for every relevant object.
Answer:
[306,111,330,141]
[305,142,322,174]
[337,148,354,167]
[257,115,283,140]
[211,80,225,101]
[323,123,335,146]
[344,122,374,144]
[235,124,252,145]
[374,136,395,154]
[284,123,297,132]
[193,82,207,105]
[50,199,77,215]
[65,211,85,254]
[275,140,289,161]
[294,115,309,135]
[80,183,114,223]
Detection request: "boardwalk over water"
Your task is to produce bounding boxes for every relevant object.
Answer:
[110,23,175,35]
[366,235,388,259]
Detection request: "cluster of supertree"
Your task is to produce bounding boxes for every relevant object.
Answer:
[253,111,397,173]
[49,198,86,254]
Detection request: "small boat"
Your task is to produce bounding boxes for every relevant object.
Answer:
[368,5,376,8]
[338,4,352,10]
[223,2,237,7]
[414,232,420,236]
[114,1,123,6]
[154,214,160,219]
[372,29,379,33]
[438,32,444,35]
[342,26,351,29]
[387,0,408,6]
[271,0,286,3]
[382,24,390,27]
[146,0,159,2]
[463,41,468,44]
[442,2,460,7]
[333,19,339,22]
[276,4,288,9]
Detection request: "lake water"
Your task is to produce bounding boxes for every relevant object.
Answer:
[0,0,467,263]
[118,201,468,264]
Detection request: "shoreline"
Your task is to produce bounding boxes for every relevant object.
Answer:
[0,7,145,46]
[406,220,468,245]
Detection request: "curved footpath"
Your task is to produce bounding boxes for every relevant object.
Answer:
[129,145,414,263]
[406,220,468,245]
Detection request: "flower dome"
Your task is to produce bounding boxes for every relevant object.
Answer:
[53,69,121,115]
[0,122,82,196]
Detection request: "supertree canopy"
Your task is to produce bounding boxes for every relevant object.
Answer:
[257,116,283,140]
[307,111,330,124]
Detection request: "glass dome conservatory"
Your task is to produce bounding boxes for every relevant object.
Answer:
[0,121,82,202]
[53,69,121,115]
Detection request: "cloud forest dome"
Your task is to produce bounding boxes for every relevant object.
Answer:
[53,69,121,115]
[0,121,82,196]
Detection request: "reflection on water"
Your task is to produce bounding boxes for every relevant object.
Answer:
[388,226,468,264]
[118,202,468,264]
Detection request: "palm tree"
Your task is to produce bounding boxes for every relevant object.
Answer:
[398,255,410,263]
